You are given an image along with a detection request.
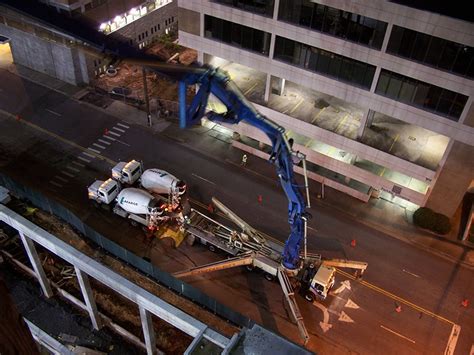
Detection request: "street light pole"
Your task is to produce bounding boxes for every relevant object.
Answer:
[142,67,152,127]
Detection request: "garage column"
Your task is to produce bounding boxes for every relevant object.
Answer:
[19,231,53,298]
[275,77,286,96]
[74,266,102,330]
[357,109,374,139]
[264,74,272,102]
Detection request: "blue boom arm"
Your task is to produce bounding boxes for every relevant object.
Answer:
[178,66,307,270]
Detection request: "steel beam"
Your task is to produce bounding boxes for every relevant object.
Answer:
[74,266,102,330]
[139,305,156,355]
[18,231,53,298]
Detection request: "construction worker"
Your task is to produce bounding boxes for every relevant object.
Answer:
[241,154,248,167]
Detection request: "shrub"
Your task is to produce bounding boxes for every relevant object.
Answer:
[413,207,451,235]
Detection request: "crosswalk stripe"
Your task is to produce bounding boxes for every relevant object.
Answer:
[117,122,129,129]
[50,181,63,187]
[98,139,111,145]
[82,152,95,158]
[77,156,91,163]
[88,147,100,154]
[112,127,125,133]
[108,131,120,137]
[103,135,116,141]
[72,161,85,168]
[67,166,80,173]
[62,171,75,178]
[55,176,68,182]
[93,143,106,149]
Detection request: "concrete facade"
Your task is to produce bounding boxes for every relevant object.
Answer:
[178,0,474,216]
[0,12,92,85]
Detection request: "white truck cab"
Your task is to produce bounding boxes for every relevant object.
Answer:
[309,265,336,300]
[112,160,143,185]
[88,178,120,204]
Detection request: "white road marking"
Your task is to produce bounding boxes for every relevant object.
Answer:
[444,324,461,355]
[192,173,216,186]
[333,280,351,294]
[108,131,120,137]
[103,135,116,141]
[87,147,101,154]
[117,122,129,129]
[66,166,80,173]
[77,156,91,163]
[98,139,111,145]
[312,301,332,333]
[62,171,74,178]
[112,126,126,133]
[345,299,360,309]
[82,152,95,159]
[93,143,106,149]
[55,176,68,183]
[72,161,85,168]
[307,226,318,233]
[402,269,421,278]
[380,325,415,344]
[116,139,130,147]
[45,109,61,117]
[50,181,63,187]
[338,311,354,323]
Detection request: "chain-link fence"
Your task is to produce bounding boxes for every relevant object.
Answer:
[0,173,254,329]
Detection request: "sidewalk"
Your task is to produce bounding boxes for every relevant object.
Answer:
[10,64,474,269]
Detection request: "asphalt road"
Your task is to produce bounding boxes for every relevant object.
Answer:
[0,69,472,354]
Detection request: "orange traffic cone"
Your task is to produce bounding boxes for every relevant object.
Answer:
[257,195,263,204]
[461,299,469,308]
[350,239,356,247]
[395,305,402,313]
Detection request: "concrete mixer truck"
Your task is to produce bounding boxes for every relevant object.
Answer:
[111,160,186,211]
[87,178,168,230]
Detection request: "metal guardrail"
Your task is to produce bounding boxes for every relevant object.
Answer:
[0,204,231,354]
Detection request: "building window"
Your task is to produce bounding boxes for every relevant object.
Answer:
[204,15,271,56]
[172,16,175,22]
[274,36,375,89]
[158,24,161,30]
[151,27,154,34]
[138,34,141,41]
[154,25,157,32]
[375,70,468,120]
[387,26,474,79]
[212,0,275,17]
[165,19,168,26]
[145,31,148,37]
[278,0,387,50]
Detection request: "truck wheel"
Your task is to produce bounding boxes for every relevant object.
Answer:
[305,292,314,303]
[208,245,216,252]
[130,220,138,227]
[264,273,274,282]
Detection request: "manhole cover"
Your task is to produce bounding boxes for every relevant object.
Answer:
[408,136,416,141]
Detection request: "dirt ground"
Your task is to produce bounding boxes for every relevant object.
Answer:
[7,200,237,353]
[94,41,198,104]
